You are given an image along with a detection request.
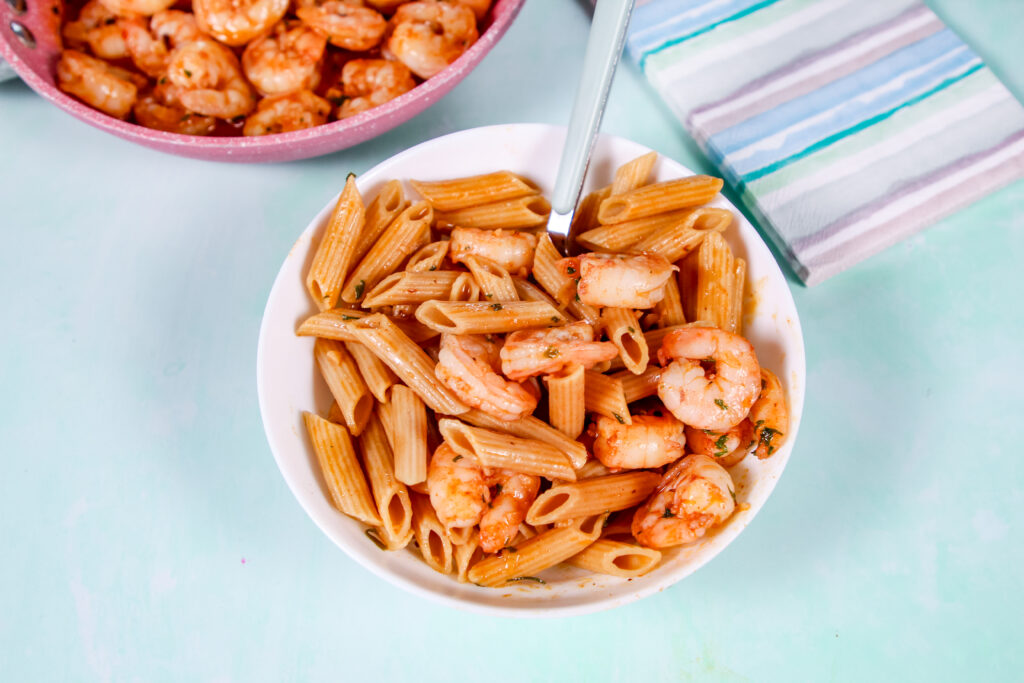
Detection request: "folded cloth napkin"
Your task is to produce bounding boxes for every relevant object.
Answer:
[626,0,1024,285]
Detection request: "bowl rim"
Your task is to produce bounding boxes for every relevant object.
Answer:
[256,123,806,617]
[0,0,526,155]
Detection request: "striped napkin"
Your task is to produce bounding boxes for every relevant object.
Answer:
[626,0,1024,285]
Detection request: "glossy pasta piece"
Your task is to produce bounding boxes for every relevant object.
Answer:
[653,274,686,328]
[576,210,691,253]
[613,366,662,403]
[693,232,745,334]
[597,176,724,224]
[414,301,567,335]
[543,363,585,439]
[410,493,453,574]
[459,409,588,470]
[361,270,461,308]
[296,308,368,341]
[452,531,484,583]
[405,240,450,273]
[352,180,406,267]
[601,307,648,375]
[306,176,365,310]
[359,414,414,550]
[461,255,519,302]
[526,472,661,525]
[631,207,732,264]
[314,339,373,436]
[532,234,600,325]
[434,195,550,230]
[566,540,662,578]
[611,151,658,195]
[303,412,380,525]
[583,370,631,424]
[411,172,539,212]
[341,201,433,303]
[389,385,428,485]
[438,419,576,481]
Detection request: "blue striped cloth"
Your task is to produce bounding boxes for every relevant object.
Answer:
[626,0,1024,285]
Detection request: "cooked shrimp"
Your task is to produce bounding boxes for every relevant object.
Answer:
[592,413,686,470]
[242,20,327,96]
[62,0,129,60]
[450,0,490,20]
[657,326,760,431]
[123,10,202,77]
[56,49,143,119]
[427,443,488,531]
[632,454,736,548]
[167,39,256,118]
[242,89,331,135]
[133,82,217,134]
[574,252,676,309]
[685,420,753,468]
[499,321,618,381]
[331,58,416,118]
[478,471,540,553]
[748,368,788,459]
[384,0,478,79]
[449,228,537,277]
[435,333,538,421]
[296,0,387,51]
[98,0,175,17]
[193,0,289,46]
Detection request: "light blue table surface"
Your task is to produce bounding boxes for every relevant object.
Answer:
[2,1,1022,681]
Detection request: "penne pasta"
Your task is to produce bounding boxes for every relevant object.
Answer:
[611,151,658,195]
[543,364,585,439]
[567,186,610,251]
[694,231,745,334]
[434,195,551,230]
[405,239,450,273]
[296,308,369,341]
[341,201,433,303]
[410,493,453,574]
[459,409,588,470]
[574,459,611,480]
[453,532,484,583]
[345,341,399,403]
[448,272,482,302]
[461,255,519,302]
[359,413,414,550]
[576,209,691,253]
[389,385,428,485]
[532,234,600,326]
[349,314,468,416]
[352,180,406,267]
[583,370,631,424]
[597,175,724,224]
[361,270,461,308]
[653,273,686,328]
[411,172,539,212]
[306,176,365,310]
[466,514,604,587]
[314,338,373,436]
[414,301,567,335]
[614,366,662,403]
[566,540,662,578]
[526,472,661,525]
[438,419,576,481]
[303,412,380,525]
[631,207,732,264]
[512,277,568,314]
[601,307,648,375]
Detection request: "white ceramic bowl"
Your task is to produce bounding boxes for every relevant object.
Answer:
[256,123,805,617]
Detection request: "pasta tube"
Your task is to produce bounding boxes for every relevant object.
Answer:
[526,472,661,525]
[597,176,723,224]
[543,363,585,439]
[341,201,433,303]
[405,239,450,273]
[694,232,746,334]
[344,341,398,403]
[448,272,482,302]
[302,412,380,525]
[461,255,519,302]
[453,532,484,583]
[566,540,662,578]
[361,270,461,308]
[434,195,550,230]
[611,151,657,195]
[601,307,648,375]
[410,493,453,575]
[583,370,631,424]
[459,409,588,470]
[359,414,414,550]
[438,419,576,481]
[411,172,539,212]
[653,274,686,327]
[631,207,732,264]
[389,385,428,485]
[532,234,600,326]
[614,366,662,403]
[306,175,365,310]
[576,210,691,253]
[352,179,406,267]
[296,309,369,341]
[414,301,567,335]
[314,339,373,436]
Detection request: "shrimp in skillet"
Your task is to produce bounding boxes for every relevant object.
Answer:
[684,420,754,468]
[242,20,327,96]
[592,413,686,470]
[296,0,387,51]
[133,81,217,134]
[243,89,331,135]
[384,0,478,79]
[56,49,145,119]
[167,39,256,118]
[122,10,203,77]
[657,326,760,431]
[478,471,540,553]
[435,333,538,421]
[572,252,676,309]
[632,454,736,548]
[449,228,537,278]
[747,368,788,459]
[62,0,130,60]
[193,0,289,46]
[331,58,416,118]
[98,0,175,18]
[499,321,618,381]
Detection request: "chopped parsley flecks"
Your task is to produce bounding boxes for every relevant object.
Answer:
[662,509,676,518]
[452,455,463,462]
[714,398,727,410]
[354,280,365,299]
[491,303,503,311]
[613,413,625,424]
[506,576,546,584]
[543,346,560,358]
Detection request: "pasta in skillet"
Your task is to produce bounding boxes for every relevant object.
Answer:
[295,154,790,586]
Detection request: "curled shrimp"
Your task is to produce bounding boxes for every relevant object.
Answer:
[384,0,478,79]
[748,368,788,459]
[435,333,538,421]
[479,471,540,553]
[684,420,754,468]
[450,0,490,20]
[242,20,327,96]
[449,228,537,277]
[56,49,144,119]
[296,0,387,51]
[98,0,175,17]
[632,454,736,548]
[62,0,129,60]
[657,326,761,431]
[193,0,289,46]
[499,321,618,381]
[592,413,686,470]
[122,11,202,77]
[330,58,416,118]
[167,39,256,119]
[133,82,217,134]
[427,443,488,531]
[242,89,331,135]
[572,252,676,309]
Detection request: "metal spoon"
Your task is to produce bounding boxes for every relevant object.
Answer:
[546,0,636,254]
